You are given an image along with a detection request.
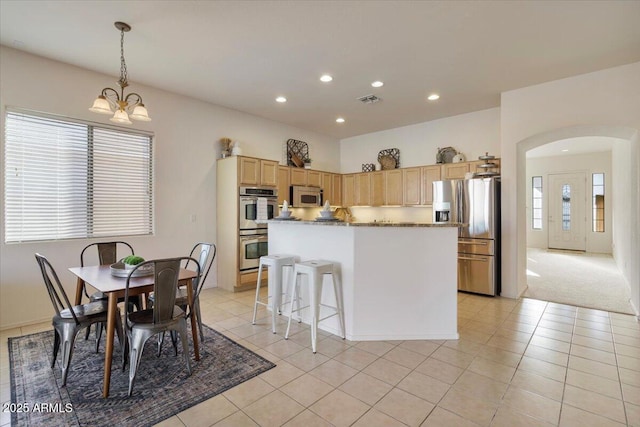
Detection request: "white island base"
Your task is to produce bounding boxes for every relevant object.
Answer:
[268,222,459,341]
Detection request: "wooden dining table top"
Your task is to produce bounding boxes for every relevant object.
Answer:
[68,264,198,293]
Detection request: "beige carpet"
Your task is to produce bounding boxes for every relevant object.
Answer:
[524,247,635,315]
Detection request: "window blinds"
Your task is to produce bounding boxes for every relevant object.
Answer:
[4,109,153,243]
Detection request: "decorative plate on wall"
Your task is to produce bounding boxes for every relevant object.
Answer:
[436,147,457,163]
[286,139,309,167]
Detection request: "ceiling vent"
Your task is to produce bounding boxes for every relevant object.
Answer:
[357,94,382,104]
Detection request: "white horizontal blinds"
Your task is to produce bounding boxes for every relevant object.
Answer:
[91,128,153,237]
[4,110,153,243]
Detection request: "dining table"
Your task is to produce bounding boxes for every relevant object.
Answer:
[69,264,199,398]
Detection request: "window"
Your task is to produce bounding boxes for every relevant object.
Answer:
[592,173,605,232]
[532,176,542,230]
[4,109,153,243]
[562,184,571,231]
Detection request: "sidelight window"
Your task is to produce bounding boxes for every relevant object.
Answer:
[532,176,542,230]
[592,173,605,232]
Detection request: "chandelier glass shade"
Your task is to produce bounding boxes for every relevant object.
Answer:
[89,22,151,124]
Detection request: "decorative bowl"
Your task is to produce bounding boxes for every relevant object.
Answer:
[279,210,292,218]
[319,210,334,218]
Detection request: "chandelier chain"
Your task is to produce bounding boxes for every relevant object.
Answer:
[120,28,128,85]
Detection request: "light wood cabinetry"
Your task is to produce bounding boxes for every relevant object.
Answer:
[342,174,355,207]
[332,174,342,206]
[355,173,371,206]
[277,166,290,205]
[307,170,321,187]
[420,165,441,205]
[402,168,421,206]
[370,171,385,206]
[385,169,403,205]
[238,156,278,186]
[290,168,307,186]
[441,162,470,180]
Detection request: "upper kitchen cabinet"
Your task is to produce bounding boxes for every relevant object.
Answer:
[385,169,403,205]
[322,172,343,206]
[342,174,355,207]
[277,166,290,205]
[370,171,385,206]
[402,167,421,206]
[290,168,321,187]
[441,162,470,180]
[239,156,278,186]
[420,165,441,205]
[355,173,371,206]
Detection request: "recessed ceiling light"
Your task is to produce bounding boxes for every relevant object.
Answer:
[562,149,569,152]
[371,81,384,88]
[427,94,440,101]
[275,96,287,103]
[336,117,345,123]
[320,74,333,83]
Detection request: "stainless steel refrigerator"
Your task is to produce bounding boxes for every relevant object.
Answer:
[433,178,501,296]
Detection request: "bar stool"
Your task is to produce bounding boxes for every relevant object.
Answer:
[285,260,346,353]
[252,254,296,333]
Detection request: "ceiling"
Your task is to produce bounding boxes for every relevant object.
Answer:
[1,1,639,140]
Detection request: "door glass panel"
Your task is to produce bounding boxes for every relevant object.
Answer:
[245,242,261,260]
[592,173,605,232]
[562,184,571,231]
[245,204,257,221]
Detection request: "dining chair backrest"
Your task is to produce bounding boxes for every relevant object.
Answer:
[185,243,216,300]
[125,257,200,324]
[35,253,79,324]
[80,241,134,266]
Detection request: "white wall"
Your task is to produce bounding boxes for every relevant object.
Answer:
[526,151,613,253]
[0,46,340,330]
[501,62,640,314]
[340,108,501,173]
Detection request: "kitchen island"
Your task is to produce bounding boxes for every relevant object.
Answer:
[268,220,459,341]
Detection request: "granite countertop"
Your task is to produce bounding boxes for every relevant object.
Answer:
[267,219,462,227]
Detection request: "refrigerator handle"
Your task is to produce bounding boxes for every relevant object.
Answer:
[458,256,489,262]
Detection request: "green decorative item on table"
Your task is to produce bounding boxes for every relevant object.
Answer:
[123,255,145,269]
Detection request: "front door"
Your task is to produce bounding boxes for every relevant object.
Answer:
[548,173,586,251]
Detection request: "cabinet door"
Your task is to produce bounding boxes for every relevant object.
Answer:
[321,172,333,205]
[442,163,470,180]
[290,168,307,186]
[370,171,385,206]
[260,160,278,187]
[239,157,260,185]
[342,174,355,207]
[277,166,290,205]
[402,168,421,205]
[355,173,371,206]
[332,174,342,206]
[385,169,403,205]
[307,170,322,187]
[420,165,441,205]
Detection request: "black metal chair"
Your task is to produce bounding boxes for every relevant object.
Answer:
[80,241,140,348]
[122,257,200,396]
[35,253,123,386]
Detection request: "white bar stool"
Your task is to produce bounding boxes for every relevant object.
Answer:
[285,260,346,353]
[252,254,296,333]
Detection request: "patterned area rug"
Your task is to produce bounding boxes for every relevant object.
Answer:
[8,325,275,426]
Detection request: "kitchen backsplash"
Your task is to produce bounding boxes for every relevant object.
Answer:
[290,206,432,223]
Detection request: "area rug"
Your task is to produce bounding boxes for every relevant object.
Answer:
[8,325,275,427]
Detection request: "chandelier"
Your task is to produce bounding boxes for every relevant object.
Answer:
[89,22,151,124]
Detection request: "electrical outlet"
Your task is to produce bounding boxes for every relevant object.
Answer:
[190,214,197,223]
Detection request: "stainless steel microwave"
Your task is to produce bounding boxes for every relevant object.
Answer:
[290,185,323,207]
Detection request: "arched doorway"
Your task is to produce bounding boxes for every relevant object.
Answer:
[510,125,640,315]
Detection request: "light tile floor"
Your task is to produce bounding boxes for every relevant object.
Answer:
[1,288,639,426]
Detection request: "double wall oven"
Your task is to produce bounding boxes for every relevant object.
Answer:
[239,186,278,271]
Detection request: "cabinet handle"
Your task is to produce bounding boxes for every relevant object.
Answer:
[459,240,488,246]
[458,256,488,262]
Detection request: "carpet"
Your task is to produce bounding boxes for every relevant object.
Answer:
[8,325,275,427]
[524,247,635,314]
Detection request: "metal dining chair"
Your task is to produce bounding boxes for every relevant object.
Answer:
[122,257,200,396]
[149,242,215,354]
[35,253,123,386]
[80,241,140,348]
